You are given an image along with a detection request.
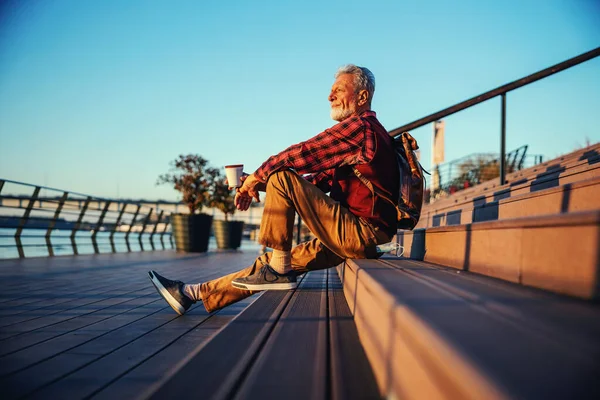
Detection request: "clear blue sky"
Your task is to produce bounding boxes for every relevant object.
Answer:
[1,0,598,201]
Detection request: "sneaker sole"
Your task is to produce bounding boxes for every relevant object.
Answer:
[148,271,186,315]
[231,281,298,291]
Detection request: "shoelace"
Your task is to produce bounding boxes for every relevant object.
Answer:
[256,260,281,282]
[257,260,294,281]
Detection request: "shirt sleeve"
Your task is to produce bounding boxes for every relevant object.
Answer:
[304,169,334,193]
[254,115,376,182]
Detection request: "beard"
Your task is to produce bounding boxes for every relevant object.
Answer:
[330,106,355,122]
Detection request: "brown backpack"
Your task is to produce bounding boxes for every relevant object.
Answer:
[353,131,425,230]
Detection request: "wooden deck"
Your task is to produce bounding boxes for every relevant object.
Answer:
[0,251,261,399]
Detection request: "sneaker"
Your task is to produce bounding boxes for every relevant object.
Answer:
[231,264,298,291]
[148,270,193,315]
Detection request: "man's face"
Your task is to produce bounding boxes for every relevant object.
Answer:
[329,73,359,121]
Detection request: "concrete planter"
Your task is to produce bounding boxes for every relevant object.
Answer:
[171,213,213,253]
[213,220,244,250]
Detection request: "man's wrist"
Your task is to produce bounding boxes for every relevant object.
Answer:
[253,170,267,183]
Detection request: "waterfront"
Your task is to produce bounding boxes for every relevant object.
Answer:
[0,228,263,259]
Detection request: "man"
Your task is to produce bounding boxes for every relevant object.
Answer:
[149,64,399,315]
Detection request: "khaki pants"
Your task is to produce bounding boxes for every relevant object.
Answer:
[200,170,390,312]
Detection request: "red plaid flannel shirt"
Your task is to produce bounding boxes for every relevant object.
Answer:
[254,110,380,191]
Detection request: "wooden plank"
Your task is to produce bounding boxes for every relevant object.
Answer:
[0,292,158,356]
[346,258,600,399]
[328,269,380,400]
[0,284,150,330]
[0,251,261,399]
[147,286,299,399]
[92,298,255,400]
[0,299,167,376]
[25,304,214,399]
[383,258,600,365]
[233,270,328,400]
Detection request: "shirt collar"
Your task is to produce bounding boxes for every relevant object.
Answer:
[360,110,376,118]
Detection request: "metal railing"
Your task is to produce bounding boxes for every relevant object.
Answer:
[0,179,175,259]
[389,47,600,185]
[428,145,543,201]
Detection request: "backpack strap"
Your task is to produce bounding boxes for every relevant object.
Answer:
[351,167,376,216]
[352,166,398,217]
[400,132,420,176]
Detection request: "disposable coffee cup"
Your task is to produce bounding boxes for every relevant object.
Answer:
[225,164,244,188]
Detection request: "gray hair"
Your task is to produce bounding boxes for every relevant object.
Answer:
[335,64,376,101]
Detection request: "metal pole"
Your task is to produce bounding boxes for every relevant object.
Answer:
[138,208,153,251]
[149,210,163,251]
[126,204,141,252]
[110,202,127,253]
[45,191,68,257]
[15,187,41,258]
[500,93,507,185]
[389,46,600,136]
[70,196,91,256]
[296,214,302,245]
[91,200,111,254]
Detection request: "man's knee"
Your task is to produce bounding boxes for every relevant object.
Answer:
[266,170,299,189]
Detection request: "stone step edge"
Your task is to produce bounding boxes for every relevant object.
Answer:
[338,259,509,400]
[427,142,599,207]
[421,174,600,220]
[412,209,600,234]
[427,160,600,210]
[395,210,600,299]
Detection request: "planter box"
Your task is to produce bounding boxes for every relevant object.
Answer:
[213,220,244,250]
[171,213,213,253]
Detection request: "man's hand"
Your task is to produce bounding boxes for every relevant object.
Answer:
[226,172,266,211]
[239,173,262,200]
[234,191,253,211]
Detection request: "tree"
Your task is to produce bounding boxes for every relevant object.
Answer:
[156,154,214,214]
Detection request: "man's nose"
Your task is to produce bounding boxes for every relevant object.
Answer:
[328,92,335,102]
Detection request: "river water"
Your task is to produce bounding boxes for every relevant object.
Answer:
[0,228,263,259]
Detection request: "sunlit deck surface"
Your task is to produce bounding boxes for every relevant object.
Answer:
[0,251,261,399]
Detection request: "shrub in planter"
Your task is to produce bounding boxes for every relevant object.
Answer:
[208,170,244,250]
[157,154,217,253]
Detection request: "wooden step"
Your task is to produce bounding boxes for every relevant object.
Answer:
[338,258,600,399]
[146,269,379,400]
[397,211,600,299]
[419,175,600,228]
[426,151,600,215]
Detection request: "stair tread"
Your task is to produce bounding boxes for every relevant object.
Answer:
[347,258,600,399]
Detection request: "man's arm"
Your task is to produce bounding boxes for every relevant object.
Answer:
[252,114,376,183]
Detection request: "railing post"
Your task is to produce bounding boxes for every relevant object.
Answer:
[70,196,91,255]
[138,208,153,251]
[45,191,68,256]
[126,205,141,252]
[149,210,164,251]
[0,179,5,195]
[15,186,41,258]
[91,200,111,254]
[110,202,127,253]
[160,216,170,250]
[500,93,507,185]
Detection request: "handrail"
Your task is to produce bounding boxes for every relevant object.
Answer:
[389,46,600,136]
[389,46,600,185]
[0,178,175,259]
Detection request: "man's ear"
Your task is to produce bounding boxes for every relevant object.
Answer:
[357,90,369,106]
